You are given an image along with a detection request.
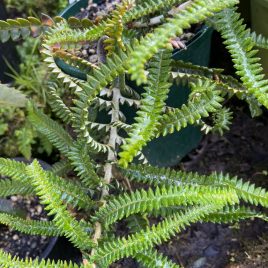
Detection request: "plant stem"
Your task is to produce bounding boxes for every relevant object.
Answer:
[91,77,123,266]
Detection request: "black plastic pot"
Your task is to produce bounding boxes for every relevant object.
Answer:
[42,236,82,263]
[57,0,213,167]
[0,2,19,83]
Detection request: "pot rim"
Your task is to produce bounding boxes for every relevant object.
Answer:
[56,0,212,80]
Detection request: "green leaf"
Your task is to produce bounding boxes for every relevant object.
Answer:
[94,186,238,229]
[213,8,268,108]
[0,84,27,108]
[92,200,237,266]
[119,49,172,167]
[0,213,62,236]
[135,248,181,268]
[122,164,268,207]
[0,249,79,267]
[128,0,238,84]
[26,160,94,251]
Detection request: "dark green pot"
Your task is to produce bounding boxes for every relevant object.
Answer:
[0,2,19,82]
[57,0,213,167]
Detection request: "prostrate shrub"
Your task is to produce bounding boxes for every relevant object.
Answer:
[0,0,268,267]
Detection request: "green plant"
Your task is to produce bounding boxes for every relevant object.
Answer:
[0,0,67,158]
[0,84,28,155]
[5,37,55,159]
[0,0,268,267]
[4,0,67,15]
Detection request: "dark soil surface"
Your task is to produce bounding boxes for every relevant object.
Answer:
[0,195,51,259]
[157,106,268,268]
[0,159,55,259]
[74,0,197,64]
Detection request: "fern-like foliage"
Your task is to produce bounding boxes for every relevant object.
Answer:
[121,164,268,207]
[50,159,72,176]
[119,49,172,167]
[0,17,46,42]
[158,80,224,136]
[48,84,75,124]
[210,107,233,135]
[151,205,268,224]
[94,186,236,229]
[0,179,34,197]
[27,102,73,155]
[0,158,93,209]
[92,200,238,267]
[0,213,62,237]
[2,0,268,267]
[172,70,263,118]
[213,8,268,109]
[104,0,133,55]
[45,171,94,210]
[26,160,94,251]
[250,31,268,50]
[203,205,268,224]
[128,0,238,84]
[43,0,185,48]
[172,68,242,96]
[0,250,79,268]
[123,0,185,22]
[0,158,29,182]
[199,107,233,135]
[44,19,106,48]
[72,46,135,152]
[67,141,101,188]
[135,248,180,268]
[171,60,224,78]
[53,48,98,72]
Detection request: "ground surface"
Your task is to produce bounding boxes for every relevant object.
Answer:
[161,106,268,268]
[0,195,51,259]
[112,106,268,268]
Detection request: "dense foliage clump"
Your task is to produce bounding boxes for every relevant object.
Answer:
[0,0,268,267]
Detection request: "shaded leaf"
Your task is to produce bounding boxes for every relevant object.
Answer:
[0,84,27,107]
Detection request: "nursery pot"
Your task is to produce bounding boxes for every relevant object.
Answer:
[0,2,19,83]
[57,0,213,167]
[251,0,268,76]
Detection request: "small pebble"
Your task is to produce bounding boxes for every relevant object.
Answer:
[36,205,43,214]
[31,242,37,249]
[11,196,18,201]
[204,244,221,257]
[82,49,88,56]
[192,257,207,268]
[12,234,19,240]
[89,55,98,63]
[88,49,96,54]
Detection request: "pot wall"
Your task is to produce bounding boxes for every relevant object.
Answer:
[251,0,268,76]
[57,0,213,167]
[0,2,19,83]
